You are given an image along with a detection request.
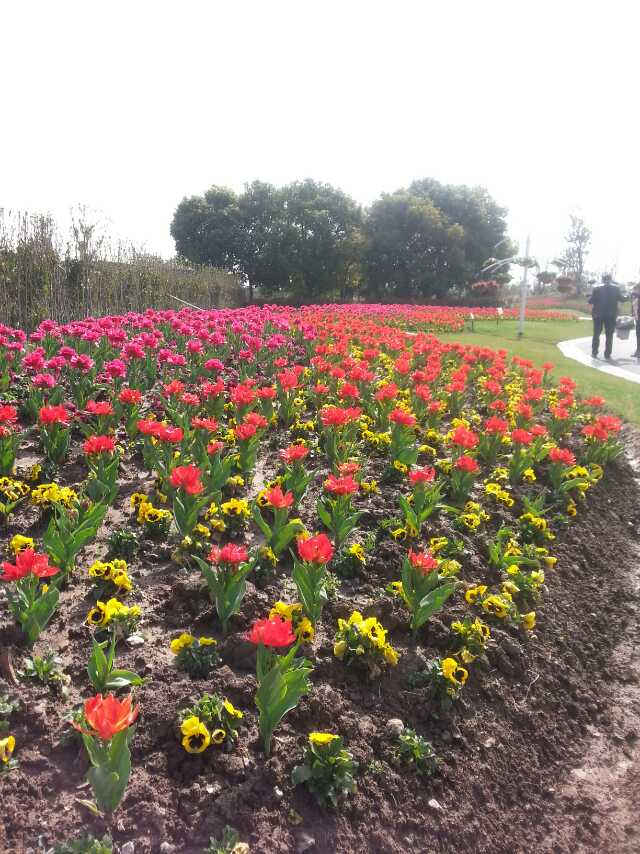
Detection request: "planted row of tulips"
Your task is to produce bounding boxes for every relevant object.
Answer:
[0,304,620,821]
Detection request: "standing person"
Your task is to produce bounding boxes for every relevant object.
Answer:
[588,273,623,360]
[631,284,640,358]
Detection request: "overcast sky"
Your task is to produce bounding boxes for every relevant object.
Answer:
[2,0,639,280]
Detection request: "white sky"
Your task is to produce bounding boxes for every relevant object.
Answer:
[2,0,639,280]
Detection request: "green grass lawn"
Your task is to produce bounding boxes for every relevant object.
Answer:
[440,318,640,424]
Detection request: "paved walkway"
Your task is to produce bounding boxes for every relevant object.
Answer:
[558,330,640,384]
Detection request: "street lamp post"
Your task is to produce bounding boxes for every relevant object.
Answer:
[482,235,536,339]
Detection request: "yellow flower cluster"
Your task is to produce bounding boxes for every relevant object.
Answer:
[170,632,216,653]
[31,482,77,508]
[10,534,34,554]
[334,611,399,667]
[88,559,132,592]
[86,597,141,629]
[0,477,30,504]
[130,493,172,528]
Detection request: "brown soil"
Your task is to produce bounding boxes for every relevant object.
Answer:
[1,430,640,854]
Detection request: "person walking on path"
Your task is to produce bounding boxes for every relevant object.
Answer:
[631,284,640,358]
[588,274,623,360]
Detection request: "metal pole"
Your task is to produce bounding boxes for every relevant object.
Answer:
[517,234,531,339]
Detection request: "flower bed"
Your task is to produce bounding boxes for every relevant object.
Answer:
[0,305,627,852]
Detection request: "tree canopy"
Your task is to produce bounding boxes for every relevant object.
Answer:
[170,177,511,303]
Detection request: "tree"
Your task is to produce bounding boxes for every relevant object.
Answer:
[171,180,362,303]
[408,178,515,286]
[280,179,363,302]
[363,192,465,301]
[553,215,591,294]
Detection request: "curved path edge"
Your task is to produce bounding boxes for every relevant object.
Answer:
[557,336,640,384]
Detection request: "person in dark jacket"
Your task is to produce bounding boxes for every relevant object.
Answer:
[588,274,623,360]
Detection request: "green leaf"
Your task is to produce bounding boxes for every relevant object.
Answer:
[414,580,458,632]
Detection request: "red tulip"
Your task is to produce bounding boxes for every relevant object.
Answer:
[408,549,438,574]
[169,464,204,495]
[39,405,69,425]
[1,549,59,582]
[455,455,480,473]
[549,447,576,466]
[389,409,416,427]
[408,466,436,485]
[279,444,309,464]
[83,435,116,455]
[297,533,334,565]
[75,693,139,740]
[248,617,296,647]
[0,405,18,424]
[324,473,359,496]
[264,486,294,509]
[208,543,248,565]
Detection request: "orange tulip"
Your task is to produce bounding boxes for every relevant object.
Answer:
[75,693,139,740]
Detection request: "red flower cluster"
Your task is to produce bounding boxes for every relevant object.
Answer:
[549,447,576,466]
[408,466,436,485]
[279,444,309,464]
[86,400,115,417]
[455,455,480,473]
[39,405,69,425]
[450,426,479,449]
[408,549,438,574]
[320,406,361,427]
[389,408,416,427]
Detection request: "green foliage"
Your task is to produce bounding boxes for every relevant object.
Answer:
[171,179,362,302]
[19,649,66,689]
[291,734,358,807]
[203,826,247,854]
[87,633,145,692]
[44,499,107,574]
[174,637,221,677]
[194,554,254,636]
[394,728,439,776]
[53,834,114,854]
[398,555,458,635]
[6,573,60,646]
[0,209,242,332]
[0,694,19,733]
[83,728,132,814]
[106,527,140,560]
[255,643,313,756]
[177,693,243,744]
